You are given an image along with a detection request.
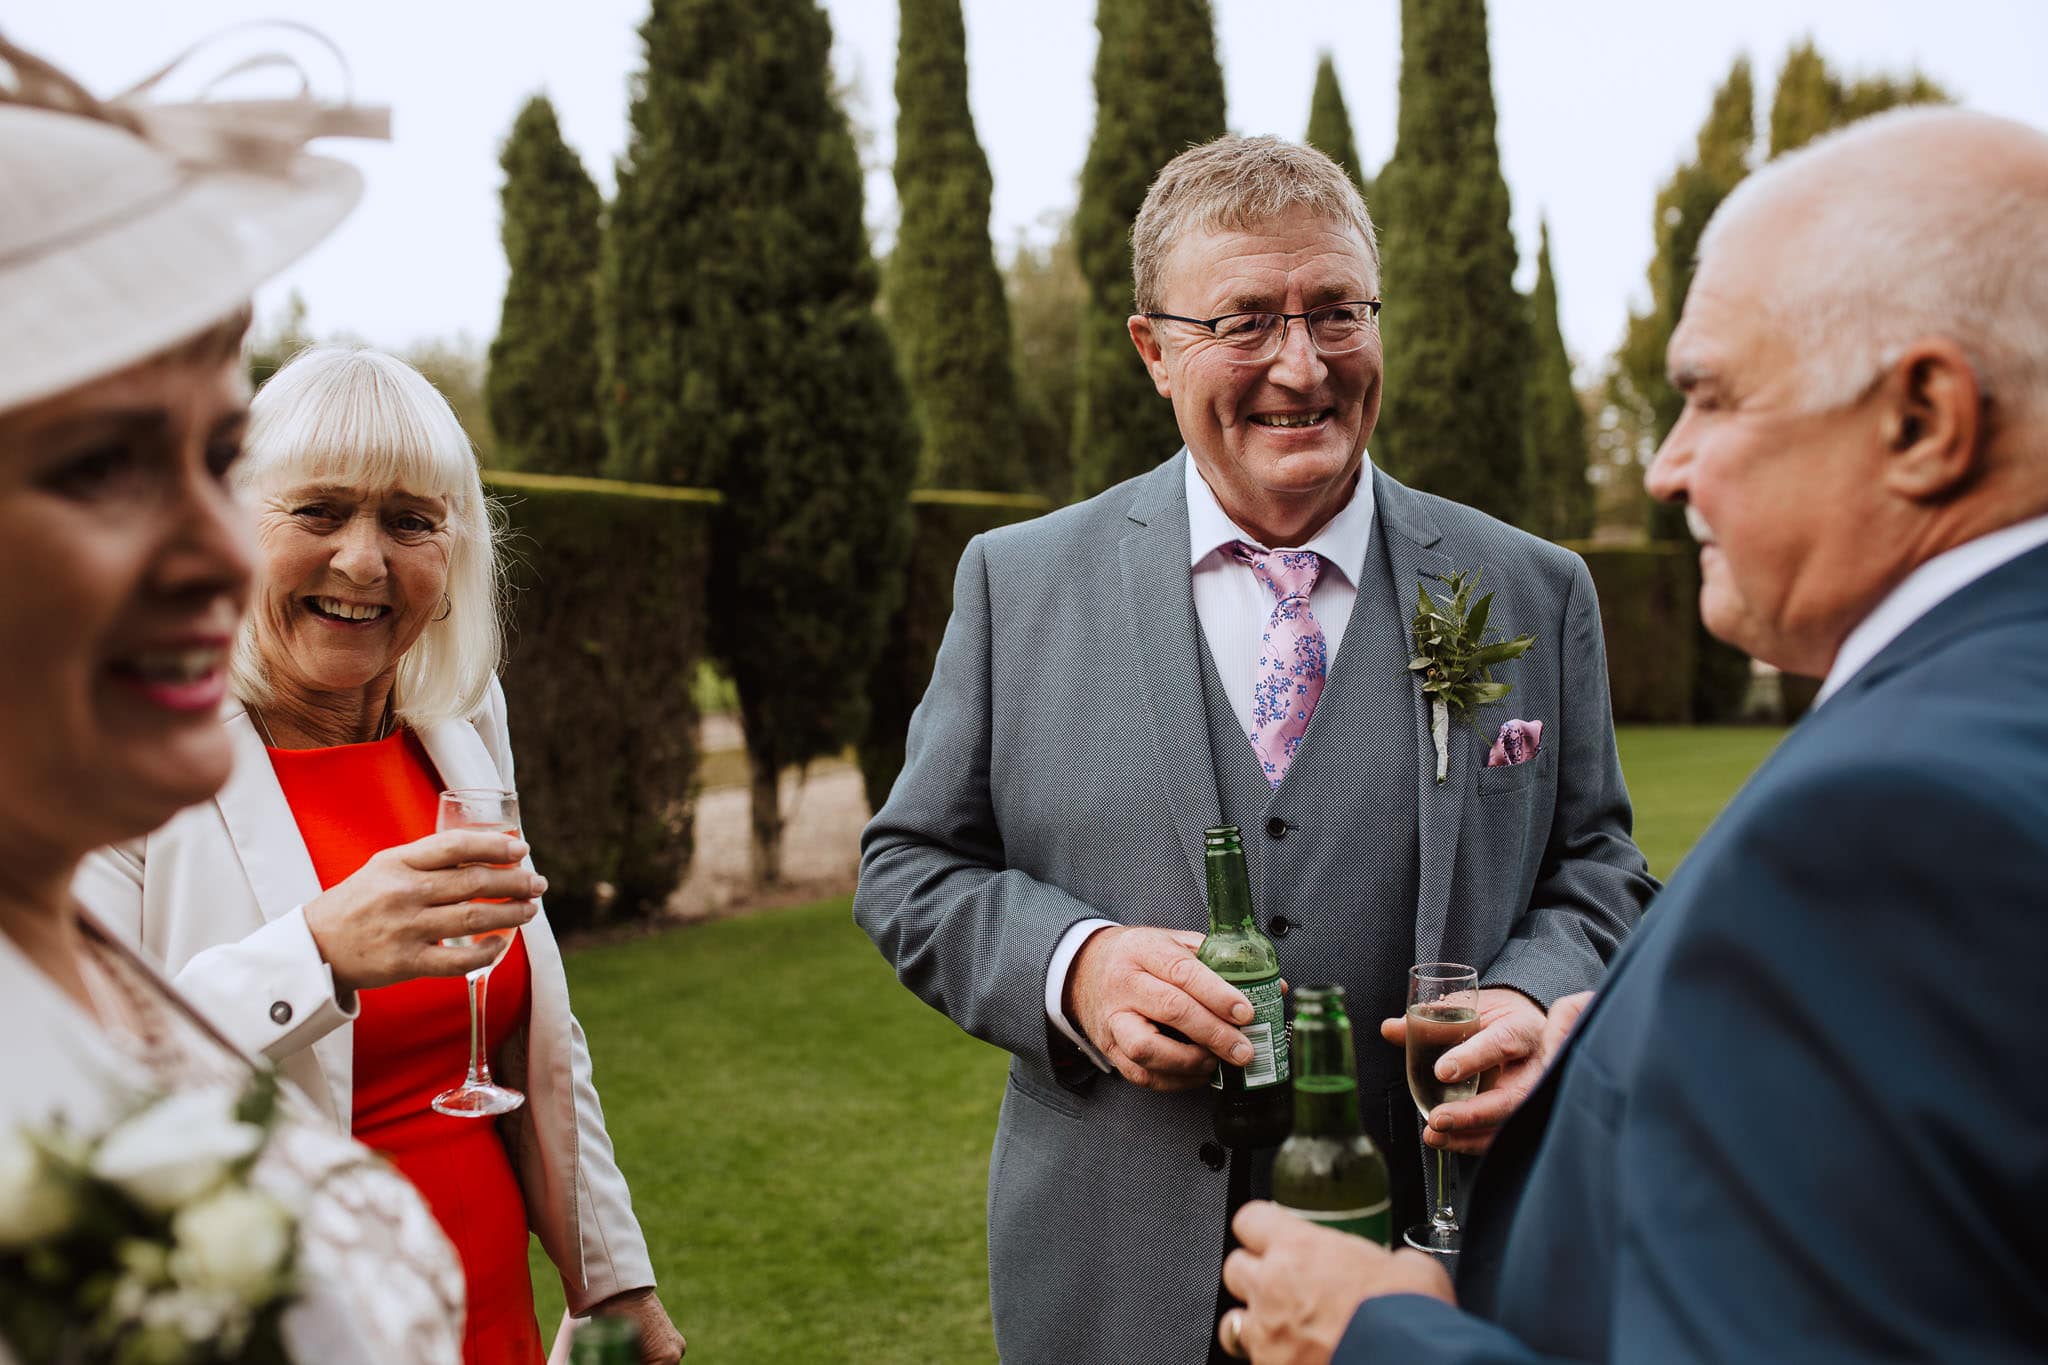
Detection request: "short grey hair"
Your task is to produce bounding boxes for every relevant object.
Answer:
[232,345,505,729]
[1131,135,1378,314]
[1703,107,2048,426]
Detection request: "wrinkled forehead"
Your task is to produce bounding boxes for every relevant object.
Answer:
[1,347,249,452]
[1162,210,1377,309]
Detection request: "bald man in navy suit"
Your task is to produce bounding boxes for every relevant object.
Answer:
[1217,107,2048,1365]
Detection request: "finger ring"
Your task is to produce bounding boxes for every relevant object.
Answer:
[1218,1307,1247,1358]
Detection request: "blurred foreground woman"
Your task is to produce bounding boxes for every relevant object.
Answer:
[0,27,464,1363]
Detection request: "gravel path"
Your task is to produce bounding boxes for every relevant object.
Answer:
[666,746,873,922]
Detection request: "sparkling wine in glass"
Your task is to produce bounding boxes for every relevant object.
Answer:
[1403,962,1482,1264]
[430,787,526,1118]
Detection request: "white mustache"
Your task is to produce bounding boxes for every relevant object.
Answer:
[1685,505,1716,546]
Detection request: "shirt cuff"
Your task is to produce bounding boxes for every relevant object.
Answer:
[1045,918,1117,1073]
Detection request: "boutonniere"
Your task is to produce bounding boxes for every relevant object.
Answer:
[1409,569,1536,784]
[0,1071,301,1364]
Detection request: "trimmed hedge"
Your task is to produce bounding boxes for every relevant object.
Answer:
[859,490,1054,808]
[1569,543,1701,724]
[486,470,718,930]
[1693,628,1755,724]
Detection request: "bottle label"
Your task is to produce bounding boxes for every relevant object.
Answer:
[1211,975,1289,1089]
[1276,1200,1392,1246]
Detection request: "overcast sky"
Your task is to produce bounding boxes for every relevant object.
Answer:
[19,2,2048,375]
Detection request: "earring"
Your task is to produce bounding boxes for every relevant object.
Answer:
[434,594,452,622]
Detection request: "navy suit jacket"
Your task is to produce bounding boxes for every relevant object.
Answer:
[1339,542,2048,1362]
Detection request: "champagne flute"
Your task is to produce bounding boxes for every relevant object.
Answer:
[1402,962,1482,1263]
[430,787,527,1118]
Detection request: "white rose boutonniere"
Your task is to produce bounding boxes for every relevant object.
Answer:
[1409,569,1536,784]
[0,1071,299,1364]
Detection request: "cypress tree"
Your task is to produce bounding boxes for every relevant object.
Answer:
[1304,53,1371,201]
[1069,0,1226,499]
[1373,0,1525,523]
[1006,217,1084,504]
[1770,39,1949,159]
[601,0,917,884]
[888,0,1027,490]
[1524,220,1591,541]
[1769,40,1837,159]
[1614,56,1753,542]
[487,95,604,474]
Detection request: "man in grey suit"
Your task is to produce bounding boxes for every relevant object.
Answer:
[854,136,1654,1365]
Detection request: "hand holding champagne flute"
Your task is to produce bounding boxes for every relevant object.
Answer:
[1403,963,1482,1263]
[431,787,529,1118]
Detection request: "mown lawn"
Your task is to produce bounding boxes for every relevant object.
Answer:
[531,723,1786,1357]
[1615,724,1786,879]
[527,899,1010,1362]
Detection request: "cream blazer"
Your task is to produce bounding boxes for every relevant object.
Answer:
[72,678,656,1313]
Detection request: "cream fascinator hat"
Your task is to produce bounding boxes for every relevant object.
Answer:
[0,24,388,414]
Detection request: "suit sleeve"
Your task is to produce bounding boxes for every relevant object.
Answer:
[1346,750,2048,1362]
[1482,557,1656,1009]
[482,674,657,1307]
[73,836,358,1062]
[1339,1295,1570,1364]
[854,534,1109,1078]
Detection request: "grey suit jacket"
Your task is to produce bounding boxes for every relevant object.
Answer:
[854,453,1653,1364]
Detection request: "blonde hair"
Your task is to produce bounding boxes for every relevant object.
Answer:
[1131,135,1379,314]
[232,345,504,729]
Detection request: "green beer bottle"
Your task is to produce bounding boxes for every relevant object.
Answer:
[1271,984,1391,1244]
[1199,824,1291,1148]
[568,1314,642,1364]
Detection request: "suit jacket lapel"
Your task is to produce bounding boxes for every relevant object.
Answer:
[214,705,323,924]
[415,714,507,800]
[1119,453,1223,899]
[1374,469,1466,966]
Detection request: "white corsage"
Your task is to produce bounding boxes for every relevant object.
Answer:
[0,1073,300,1364]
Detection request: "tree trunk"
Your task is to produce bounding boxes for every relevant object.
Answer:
[748,747,783,887]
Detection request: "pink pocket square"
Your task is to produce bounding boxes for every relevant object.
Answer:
[1487,718,1543,768]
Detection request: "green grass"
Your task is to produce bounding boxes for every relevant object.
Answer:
[1615,725,1786,880]
[532,725,1786,1354]
[528,900,1007,1362]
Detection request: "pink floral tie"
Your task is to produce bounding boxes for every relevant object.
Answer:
[1232,543,1328,787]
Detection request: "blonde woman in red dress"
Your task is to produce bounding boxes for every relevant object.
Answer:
[76,345,685,1363]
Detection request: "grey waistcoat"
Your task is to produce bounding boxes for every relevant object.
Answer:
[1199,509,1424,1205]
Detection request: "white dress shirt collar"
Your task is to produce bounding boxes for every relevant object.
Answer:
[1183,449,1376,586]
[1815,513,2048,708]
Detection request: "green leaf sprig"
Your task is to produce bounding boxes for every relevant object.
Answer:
[1409,569,1535,715]
[1410,569,1535,784]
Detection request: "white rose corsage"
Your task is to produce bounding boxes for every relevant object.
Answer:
[0,1072,300,1364]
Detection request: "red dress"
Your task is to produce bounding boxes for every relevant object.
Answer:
[269,730,546,1365]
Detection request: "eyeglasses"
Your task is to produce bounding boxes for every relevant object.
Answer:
[1143,300,1382,364]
